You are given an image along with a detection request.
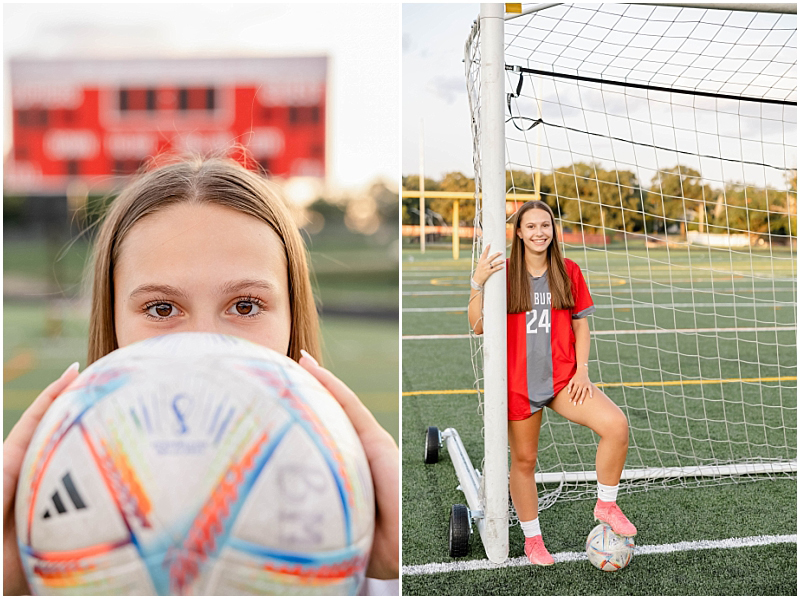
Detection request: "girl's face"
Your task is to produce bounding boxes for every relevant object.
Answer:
[114,202,292,354]
[516,208,554,255]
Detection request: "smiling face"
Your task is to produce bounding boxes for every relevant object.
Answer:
[516,207,554,256]
[113,202,292,354]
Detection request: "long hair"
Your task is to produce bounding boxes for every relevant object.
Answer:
[508,200,574,313]
[87,155,320,365]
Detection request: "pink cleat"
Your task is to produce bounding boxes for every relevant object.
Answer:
[524,535,555,566]
[594,500,637,537]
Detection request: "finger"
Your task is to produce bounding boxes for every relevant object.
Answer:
[589,384,594,399]
[5,363,80,455]
[298,351,381,438]
[481,244,491,259]
[4,363,80,510]
[298,353,399,579]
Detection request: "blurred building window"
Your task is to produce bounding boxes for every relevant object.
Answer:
[119,88,154,112]
[289,106,320,125]
[146,89,156,111]
[16,108,49,127]
[113,159,144,175]
[178,87,216,111]
[66,160,80,176]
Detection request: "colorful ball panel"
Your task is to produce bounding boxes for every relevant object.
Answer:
[16,333,375,595]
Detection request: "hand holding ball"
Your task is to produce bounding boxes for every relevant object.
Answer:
[15,333,374,595]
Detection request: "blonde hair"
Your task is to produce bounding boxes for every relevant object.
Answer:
[87,156,320,365]
[508,200,574,313]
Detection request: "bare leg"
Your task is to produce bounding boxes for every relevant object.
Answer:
[508,410,544,522]
[548,385,628,486]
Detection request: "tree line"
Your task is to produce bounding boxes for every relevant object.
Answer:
[403,163,797,240]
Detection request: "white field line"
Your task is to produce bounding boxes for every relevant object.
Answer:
[403,325,797,340]
[403,286,797,296]
[402,271,468,277]
[403,301,791,313]
[403,290,471,296]
[402,534,797,576]
[402,271,797,279]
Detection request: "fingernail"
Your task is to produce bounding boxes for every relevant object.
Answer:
[64,362,80,376]
[300,349,318,367]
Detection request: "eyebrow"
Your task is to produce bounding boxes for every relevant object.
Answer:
[128,279,277,300]
[217,279,277,295]
[128,284,188,300]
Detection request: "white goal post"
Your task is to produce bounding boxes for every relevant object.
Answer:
[476,3,509,564]
[466,1,797,521]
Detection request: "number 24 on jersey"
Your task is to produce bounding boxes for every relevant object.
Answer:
[526,308,551,334]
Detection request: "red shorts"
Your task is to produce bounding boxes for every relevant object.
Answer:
[507,376,572,421]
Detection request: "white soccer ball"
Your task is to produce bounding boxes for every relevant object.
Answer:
[585,523,634,571]
[16,332,375,595]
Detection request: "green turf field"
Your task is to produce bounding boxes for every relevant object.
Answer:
[401,245,797,595]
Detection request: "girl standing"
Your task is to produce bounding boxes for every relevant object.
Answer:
[468,200,635,565]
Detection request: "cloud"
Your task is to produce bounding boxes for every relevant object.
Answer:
[427,76,466,105]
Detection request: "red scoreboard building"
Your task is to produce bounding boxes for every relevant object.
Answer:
[5,56,327,195]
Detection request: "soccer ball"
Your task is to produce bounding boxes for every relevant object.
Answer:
[15,333,374,595]
[585,523,634,571]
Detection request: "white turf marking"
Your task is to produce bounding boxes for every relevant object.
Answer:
[403,301,790,313]
[403,325,796,340]
[402,534,797,576]
[403,271,467,277]
[403,291,471,296]
[403,286,796,297]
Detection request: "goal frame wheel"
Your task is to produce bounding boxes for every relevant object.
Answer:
[448,503,470,557]
[424,426,440,464]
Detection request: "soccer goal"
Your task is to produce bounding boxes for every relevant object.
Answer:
[464,0,797,530]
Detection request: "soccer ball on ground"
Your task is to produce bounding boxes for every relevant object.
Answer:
[16,332,374,595]
[585,523,634,571]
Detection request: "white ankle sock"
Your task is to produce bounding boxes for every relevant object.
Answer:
[597,482,619,503]
[519,517,541,538]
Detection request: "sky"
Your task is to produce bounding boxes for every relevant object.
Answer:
[3,2,400,193]
[402,3,479,180]
[403,3,796,190]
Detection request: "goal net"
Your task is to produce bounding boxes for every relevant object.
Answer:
[466,3,797,512]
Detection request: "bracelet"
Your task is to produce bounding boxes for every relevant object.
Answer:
[470,278,484,291]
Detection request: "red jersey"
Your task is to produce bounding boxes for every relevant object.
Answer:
[507,259,595,421]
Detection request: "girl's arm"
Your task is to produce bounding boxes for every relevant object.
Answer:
[468,244,504,335]
[567,317,593,404]
[467,286,485,335]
